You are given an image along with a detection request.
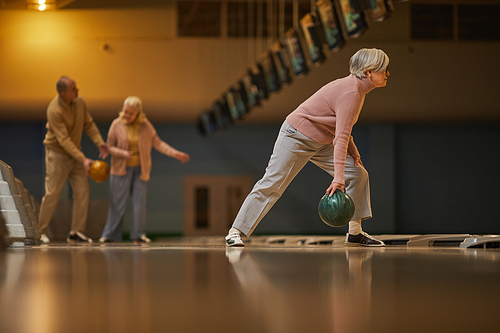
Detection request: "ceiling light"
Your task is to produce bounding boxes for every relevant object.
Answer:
[27,0,54,11]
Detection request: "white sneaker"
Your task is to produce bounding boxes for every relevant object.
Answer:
[225,230,244,247]
[40,234,50,244]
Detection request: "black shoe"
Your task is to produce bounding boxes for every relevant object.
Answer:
[67,231,93,244]
[345,232,385,247]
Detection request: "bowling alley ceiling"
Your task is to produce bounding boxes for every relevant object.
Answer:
[0,0,173,9]
[1,1,499,124]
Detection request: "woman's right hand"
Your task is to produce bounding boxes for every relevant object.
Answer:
[175,151,191,163]
[326,181,344,197]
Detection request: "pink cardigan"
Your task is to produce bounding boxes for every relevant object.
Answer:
[107,117,177,181]
[286,74,375,185]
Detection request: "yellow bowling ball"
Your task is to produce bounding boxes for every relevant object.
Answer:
[89,160,110,183]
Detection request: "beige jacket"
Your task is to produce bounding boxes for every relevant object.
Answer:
[43,96,104,162]
[107,116,177,181]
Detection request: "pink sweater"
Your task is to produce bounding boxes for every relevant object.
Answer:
[286,74,375,185]
[107,117,177,181]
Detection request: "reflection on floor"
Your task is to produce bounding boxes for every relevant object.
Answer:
[1,236,500,333]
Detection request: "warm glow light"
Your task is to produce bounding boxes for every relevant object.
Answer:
[38,4,46,11]
[38,0,46,4]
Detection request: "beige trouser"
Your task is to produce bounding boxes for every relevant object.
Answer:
[38,147,89,234]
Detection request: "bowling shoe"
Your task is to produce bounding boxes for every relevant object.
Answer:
[133,234,151,245]
[99,237,113,243]
[40,234,50,244]
[225,229,244,247]
[345,231,385,247]
[67,231,93,244]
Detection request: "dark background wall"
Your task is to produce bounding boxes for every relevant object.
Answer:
[1,1,499,236]
[1,120,499,236]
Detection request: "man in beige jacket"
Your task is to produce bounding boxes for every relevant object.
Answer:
[38,76,108,244]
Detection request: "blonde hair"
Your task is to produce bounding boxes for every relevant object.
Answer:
[123,96,143,113]
[349,48,389,78]
[119,96,146,123]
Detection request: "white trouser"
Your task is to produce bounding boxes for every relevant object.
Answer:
[232,121,371,236]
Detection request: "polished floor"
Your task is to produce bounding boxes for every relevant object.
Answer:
[1,236,500,333]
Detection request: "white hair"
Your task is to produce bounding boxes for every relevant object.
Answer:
[123,96,143,114]
[349,48,389,78]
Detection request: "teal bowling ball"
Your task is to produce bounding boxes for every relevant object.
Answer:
[318,190,355,227]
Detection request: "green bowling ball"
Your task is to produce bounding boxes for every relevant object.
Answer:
[318,189,355,227]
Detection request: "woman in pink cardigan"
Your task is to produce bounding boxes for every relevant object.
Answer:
[226,48,390,247]
[99,96,190,243]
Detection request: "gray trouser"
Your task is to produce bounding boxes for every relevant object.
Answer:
[232,121,372,236]
[101,166,147,241]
